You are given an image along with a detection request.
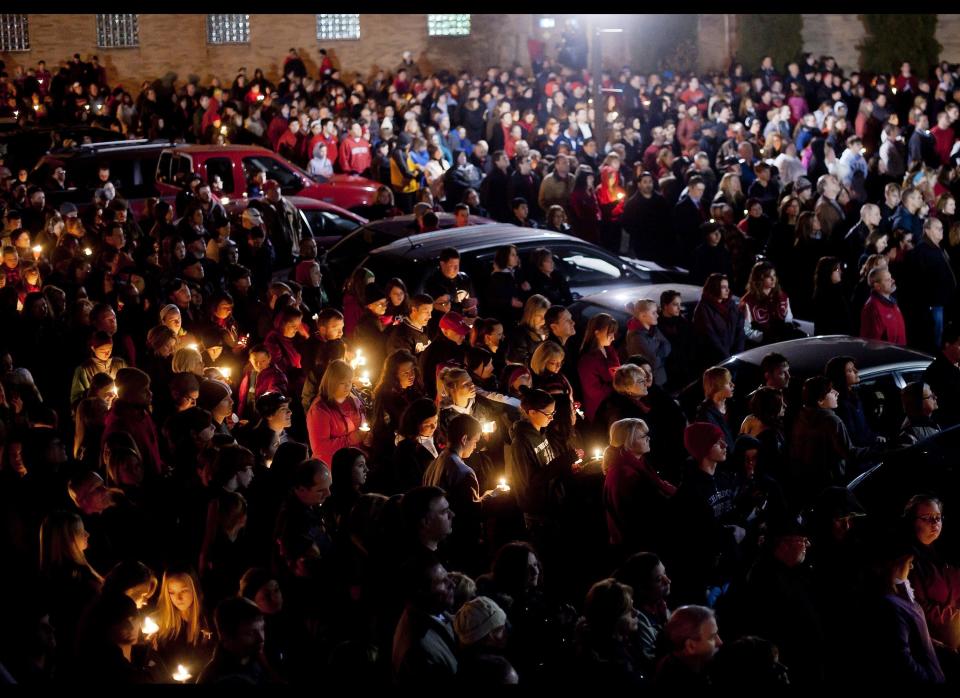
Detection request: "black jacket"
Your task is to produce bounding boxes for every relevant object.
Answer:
[507,420,577,519]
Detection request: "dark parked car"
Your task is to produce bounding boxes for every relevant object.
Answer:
[676,335,933,433]
[354,225,688,310]
[30,139,175,218]
[848,425,960,557]
[321,213,492,290]
[1,124,121,174]
[229,195,367,250]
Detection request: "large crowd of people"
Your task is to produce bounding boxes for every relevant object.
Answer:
[1,30,960,687]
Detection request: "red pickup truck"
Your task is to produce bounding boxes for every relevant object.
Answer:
[154,145,379,211]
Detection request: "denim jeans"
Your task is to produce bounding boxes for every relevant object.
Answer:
[930,305,945,350]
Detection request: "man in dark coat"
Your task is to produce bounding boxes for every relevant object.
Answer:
[904,217,956,352]
[479,150,511,222]
[671,176,707,264]
[924,323,960,428]
[622,171,672,262]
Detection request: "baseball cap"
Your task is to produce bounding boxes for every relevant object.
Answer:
[439,311,470,336]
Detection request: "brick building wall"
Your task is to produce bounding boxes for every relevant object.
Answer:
[1,14,537,87]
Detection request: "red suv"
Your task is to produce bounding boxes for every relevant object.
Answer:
[155,145,379,211]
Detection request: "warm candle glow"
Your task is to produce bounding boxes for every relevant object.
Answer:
[482,421,496,434]
[593,448,603,460]
[172,664,191,682]
[83,247,93,256]
[359,420,370,432]
[218,367,231,379]
[359,370,371,387]
[185,343,199,352]
[221,196,230,206]
[497,477,510,491]
[32,245,42,254]
[142,615,159,636]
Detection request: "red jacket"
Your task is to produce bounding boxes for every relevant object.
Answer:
[317,133,338,166]
[569,188,601,243]
[236,364,289,418]
[602,447,676,547]
[860,292,906,346]
[339,137,372,175]
[103,401,163,477]
[306,395,365,467]
[577,347,621,421]
[931,126,955,166]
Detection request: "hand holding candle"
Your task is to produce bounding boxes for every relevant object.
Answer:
[497,477,510,492]
[142,615,159,637]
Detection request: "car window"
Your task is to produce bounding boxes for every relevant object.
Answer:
[205,157,235,194]
[551,244,625,285]
[304,210,361,238]
[859,374,904,440]
[242,155,301,193]
[156,152,172,184]
[171,154,194,186]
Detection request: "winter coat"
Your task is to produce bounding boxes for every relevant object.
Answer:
[577,348,621,422]
[860,292,906,346]
[692,296,745,369]
[305,396,365,467]
[624,319,671,386]
[602,447,676,550]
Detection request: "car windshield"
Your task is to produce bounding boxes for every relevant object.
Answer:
[242,155,302,192]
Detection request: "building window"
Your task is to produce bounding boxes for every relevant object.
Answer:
[0,14,29,52]
[206,14,250,45]
[316,14,360,41]
[96,14,140,48]
[427,14,470,37]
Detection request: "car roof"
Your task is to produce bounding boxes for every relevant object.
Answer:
[283,196,365,221]
[370,224,590,257]
[166,144,275,154]
[573,284,704,311]
[355,213,493,236]
[723,335,932,374]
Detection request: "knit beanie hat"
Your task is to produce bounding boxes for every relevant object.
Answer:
[453,596,507,645]
[362,283,387,306]
[197,378,231,411]
[439,311,470,336]
[169,372,200,397]
[683,422,725,462]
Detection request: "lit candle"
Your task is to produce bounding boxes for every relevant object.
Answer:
[109,385,118,396]
[142,615,159,637]
[497,477,510,492]
[355,349,366,367]
[359,420,370,432]
[264,458,273,469]
[220,125,228,135]
[482,421,496,434]
[359,370,371,387]
[593,447,603,461]
[218,366,231,380]
[185,343,199,352]
[172,664,192,683]
[32,245,42,255]
[312,313,319,321]
[83,247,93,256]
[221,196,230,206]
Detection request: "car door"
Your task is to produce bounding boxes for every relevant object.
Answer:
[858,371,905,440]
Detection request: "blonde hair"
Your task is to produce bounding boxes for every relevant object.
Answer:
[156,567,204,646]
[437,366,470,402]
[520,294,551,331]
[530,341,565,375]
[39,511,102,583]
[172,347,205,376]
[319,359,354,402]
[626,298,657,317]
[613,364,647,393]
[702,366,732,398]
[609,417,650,452]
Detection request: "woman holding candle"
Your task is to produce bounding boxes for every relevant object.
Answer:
[370,350,423,467]
[154,564,214,674]
[306,359,367,467]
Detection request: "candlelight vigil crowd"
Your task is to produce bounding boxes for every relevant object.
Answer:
[4,29,960,689]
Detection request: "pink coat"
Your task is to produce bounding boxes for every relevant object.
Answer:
[306,395,365,467]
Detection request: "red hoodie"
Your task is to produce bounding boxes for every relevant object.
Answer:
[339,136,372,175]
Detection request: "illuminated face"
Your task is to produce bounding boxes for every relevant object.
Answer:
[93,342,113,362]
[332,378,352,403]
[419,415,439,438]
[282,318,301,338]
[411,303,433,327]
[913,501,943,546]
[167,578,195,614]
[324,319,344,340]
[544,355,564,374]
[440,257,460,279]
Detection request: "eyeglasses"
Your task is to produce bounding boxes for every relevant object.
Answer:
[917,514,944,524]
[534,408,556,418]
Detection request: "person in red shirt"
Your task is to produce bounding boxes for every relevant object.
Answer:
[860,266,906,346]
[317,118,339,169]
[339,122,372,176]
[930,112,956,166]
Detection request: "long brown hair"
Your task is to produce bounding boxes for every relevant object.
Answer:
[580,312,619,353]
[156,565,204,646]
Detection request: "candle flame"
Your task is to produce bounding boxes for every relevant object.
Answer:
[32,245,42,254]
[142,615,159,636]
[359,421,370,432]
[172,664,191,682]
[482,421,496,433]
[218,367,231,379]
[185,343,199,352]
[84,247,93,256]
